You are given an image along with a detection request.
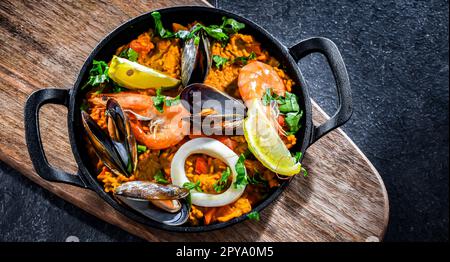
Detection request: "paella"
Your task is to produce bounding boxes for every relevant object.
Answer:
[80,12,306,226]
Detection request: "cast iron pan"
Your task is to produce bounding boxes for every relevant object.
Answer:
[24,6,352,232]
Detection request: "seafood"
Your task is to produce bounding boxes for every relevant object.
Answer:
[81,13,302,226]
[115,181,189,200]
[180,83,246,135]
[181,30,212,87]
[171,138,246,207]
[82,99,137,177]
[88,92,190,149]
[115,181,190,225]
[238,61,286,103]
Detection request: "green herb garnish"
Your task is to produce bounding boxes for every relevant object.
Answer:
[247,169,267,185]
[278,92,300,113]
[154,170,169,184]
[213,167,231,192]
[301,167,308,177]
[262,88,273,106]
[150,12,245,43]
[233,52,256,65]
[284,111,303,135]
[233,154,248,189]
[183,181,203,192]
[247,211,260,221]
[81,60,109,90]
[262,89,303,134]
[221,16,245,34]
[152,88,165,113]
[151,11,174,38]
[212,55,229,69]
[201,25,229,42]
[119,48,139,62]
[137,144,147,154]
[194,35,200,45]
[293,151,302,163]
[174,30,190,39]
[165,94,181,107]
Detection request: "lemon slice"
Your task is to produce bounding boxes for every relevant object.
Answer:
[243,99,301,176]
[107,55,180,90]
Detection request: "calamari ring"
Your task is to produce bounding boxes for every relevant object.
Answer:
[170,138,246,207]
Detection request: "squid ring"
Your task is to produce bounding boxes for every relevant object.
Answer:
[170,138,246,207]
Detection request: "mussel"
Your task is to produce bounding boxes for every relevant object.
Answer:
[180,83,247,135]
[181,29,212,87]
[82,99,190,226]
[114,181,190,226]
[82,99,137,177]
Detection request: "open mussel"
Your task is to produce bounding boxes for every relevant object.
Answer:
[180,83,246,135]
[114,181,190,226]
[82,100,190,226]
[82,99,137,177]
[181,29,212,87]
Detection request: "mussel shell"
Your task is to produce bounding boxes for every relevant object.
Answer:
[183,114,244,135]
[181,30,212,87]
[106,99,137,176]
[180,83,246,116]
[82,111,130,176]
[114,181,190,200]
[150,199,182,213]
[115,196,189,226]
[180,83,246,135]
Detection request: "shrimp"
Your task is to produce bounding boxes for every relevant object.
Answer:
[237,61,286,103]
[88,92,189,149]
[237,61,287,135]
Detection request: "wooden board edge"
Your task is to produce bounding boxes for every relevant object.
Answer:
[311,100,390,240]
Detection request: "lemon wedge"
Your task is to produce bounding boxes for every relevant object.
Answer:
[243,99,301,176]
[107,55,180,90]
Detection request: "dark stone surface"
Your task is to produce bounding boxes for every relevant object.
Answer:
[0,0,448,241]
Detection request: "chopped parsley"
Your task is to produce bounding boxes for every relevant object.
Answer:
[183,181,203,192]
[278,92,300,113]
[153,89,181,112]
[137,144,147,154]
[247,211,260,221]
[152,88,165,113]
[150,12,245,42]
[81,60,109,90]
[233,154,248,189]
[212,55,229,69]
[233,52,256,65]
[293,151,302,163]
[165,94,181,106]
[194,35,200,45]
[213,167,231,192]
[301,167,308,177]
[154,170,169,184]
[151,11,174,38]
[285,111,303,135]
[247,169,267,185]
[119,48,139,62]
[262,89,303,135]
[220,16,245,34]
[262,88,275,106]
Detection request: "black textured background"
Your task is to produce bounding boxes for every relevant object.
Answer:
[0,0,448,241]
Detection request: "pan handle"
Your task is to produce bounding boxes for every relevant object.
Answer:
[24,88,88,188]
[289,37,353,145]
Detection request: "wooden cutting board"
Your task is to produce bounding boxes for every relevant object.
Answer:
[0,0,389,241]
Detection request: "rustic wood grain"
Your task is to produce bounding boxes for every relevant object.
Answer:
[0,0,389,241]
